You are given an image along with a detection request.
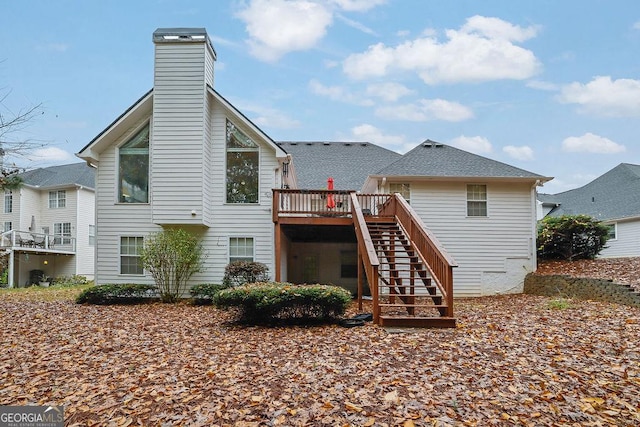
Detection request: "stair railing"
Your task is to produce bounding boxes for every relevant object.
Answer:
[350,192,381,322]
[380,194,457,317]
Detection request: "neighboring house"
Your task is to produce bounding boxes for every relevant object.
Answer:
[77,28,551,326]
[540,163,640,258]
[0,163,95,286]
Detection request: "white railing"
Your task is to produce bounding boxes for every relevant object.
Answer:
[0,230,76,252]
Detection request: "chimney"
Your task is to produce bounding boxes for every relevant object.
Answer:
[150,28,217,226]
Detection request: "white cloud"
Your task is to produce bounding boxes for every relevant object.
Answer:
[557,76,640,117]
[335,13,377,36]
[350,124,404,147]
[562,133,626,154]
[526,80,559,91]
[343,15,541,84]
[365,82,414,102]
[329,0,386,12]
[236,102,301,129]
[28,147,75,164]
[375,99,474,122]
[450,135,492,154]
[237,0,333,62]
[633,20,640,30]
[503,145,534,161]
[309,79,374,106]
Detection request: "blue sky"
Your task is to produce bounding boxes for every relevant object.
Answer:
[1,0,639,194]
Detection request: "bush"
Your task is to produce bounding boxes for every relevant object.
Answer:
[537,214,609,261]
[140,228,206,303]
[189,283,230,305]
[54,275,90,287]
[213,282,352,324]
[75,283,157,305]
[222,261,270,287]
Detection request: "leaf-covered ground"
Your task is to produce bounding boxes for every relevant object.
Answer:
[536,257,640,291]
[1,288,639,426]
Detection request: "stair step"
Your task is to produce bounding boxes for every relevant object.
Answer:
[379,316,456,328]
[379,302,447,308]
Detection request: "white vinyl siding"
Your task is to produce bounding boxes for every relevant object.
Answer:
[599,219,640,258]
[150,40,215,226]
[410,181,536,297]
[389,183,410,204]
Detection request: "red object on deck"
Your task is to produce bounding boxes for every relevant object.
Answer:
[327,177,336,209]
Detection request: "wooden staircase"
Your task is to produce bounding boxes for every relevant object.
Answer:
[351,193,457,328]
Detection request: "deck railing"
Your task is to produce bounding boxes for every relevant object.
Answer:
[350,193,381,320]
[272,189,353,221]
[379,194,457,317]
[0,230,76,252]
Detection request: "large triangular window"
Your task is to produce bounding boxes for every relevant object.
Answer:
[226,120,259,203]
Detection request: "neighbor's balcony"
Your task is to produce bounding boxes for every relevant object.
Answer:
[272,189,392,221]
[0,230,76,253]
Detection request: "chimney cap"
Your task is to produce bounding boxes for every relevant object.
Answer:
[153,28,216,57]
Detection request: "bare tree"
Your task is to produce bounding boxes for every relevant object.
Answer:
[0,89,45,190]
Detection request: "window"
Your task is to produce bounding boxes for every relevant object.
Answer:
[54,222,72,245]
[49,190,66,208]
[226,120,259,203]
[119,124,149,203]
[389,183,410,204]
[606,223,617,240]
[4,190,12,213]
[467,184,487,217]
[89,225,96,246]
[340,250,358,278]
[229,237,254,263]
[3,222,11,233]
[120,236,144,275]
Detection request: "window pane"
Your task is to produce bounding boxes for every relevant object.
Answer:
[230,237,254,263]
[120,236,143,274]
[226,121,258,149]
[226,151,259,203]
[119,125,149,203]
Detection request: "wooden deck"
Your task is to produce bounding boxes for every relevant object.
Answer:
[273,189,457,328]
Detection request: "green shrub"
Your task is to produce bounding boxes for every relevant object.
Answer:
[189,283,230,305]
[537,214,609,261]
[140,228,206,303]
[75,283,157,305]
[223,261,270,287]
[214,282,352,324]
[54,274,90,287]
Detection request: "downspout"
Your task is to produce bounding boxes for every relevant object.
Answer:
[531,180,541,271]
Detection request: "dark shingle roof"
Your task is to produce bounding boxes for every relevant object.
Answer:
[19,163,95,189]
[546,163,640,221]
[375,140,547,179]
[277,141,401,190]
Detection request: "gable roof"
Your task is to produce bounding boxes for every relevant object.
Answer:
[374,140,550,181]
[545,163,640,221]
[278,141,401,190]
[19,162,95,190]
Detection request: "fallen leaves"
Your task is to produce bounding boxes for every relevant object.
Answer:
[0,291,638,426]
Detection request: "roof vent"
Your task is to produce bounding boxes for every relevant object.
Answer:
[306,142,313,146]
[344,143,352,146]
[360,143,368,147]
[290,142,297,146]
[323,142,330,146]
[423,141,443,148]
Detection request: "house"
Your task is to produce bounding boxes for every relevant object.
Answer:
[77,28,551,326]
[0,162,96,286]
[540,163,640,258]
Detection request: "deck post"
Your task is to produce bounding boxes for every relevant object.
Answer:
[357,251,363,311]
[274,222,281,282]
[8,249,14,288]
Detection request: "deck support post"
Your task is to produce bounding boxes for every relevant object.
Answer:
[274,222,281,282]
[8,250,14,288]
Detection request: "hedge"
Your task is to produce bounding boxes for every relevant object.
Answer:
[189,283,230,305]
[213,282,352,324]
[75,283,157,305]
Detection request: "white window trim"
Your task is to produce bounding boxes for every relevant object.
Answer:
[119,235,145,276]
[4,190,12,213]
[225,119,261,205]
[229,236,255,264]
[49,190,66,209]
[466,183,488,217]
[606,223,617,241]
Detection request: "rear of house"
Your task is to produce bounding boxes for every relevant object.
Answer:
[77,28,551,306]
